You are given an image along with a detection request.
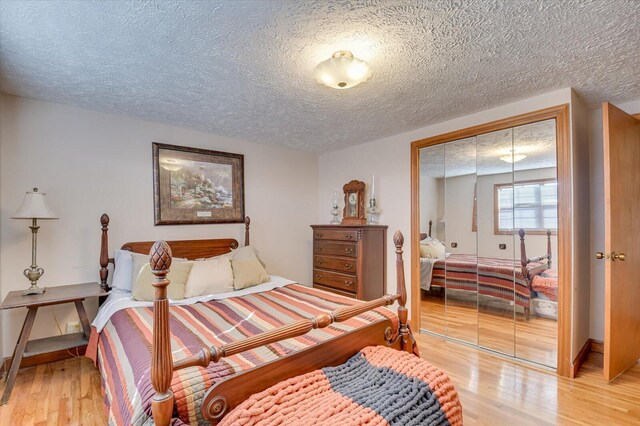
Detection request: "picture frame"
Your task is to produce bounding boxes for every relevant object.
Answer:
[152,142,245,225]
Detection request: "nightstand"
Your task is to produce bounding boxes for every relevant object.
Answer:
[0,282,106,405]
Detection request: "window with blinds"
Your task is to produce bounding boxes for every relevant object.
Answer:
[495,179,557,233]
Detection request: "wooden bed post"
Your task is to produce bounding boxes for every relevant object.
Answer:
[394,231,417,354]
[99,213,110,291]
[428,220,433,238]
[244,216,250,246]
[519,229,528,279]
[547,229,552,269]
[150,241,174,426]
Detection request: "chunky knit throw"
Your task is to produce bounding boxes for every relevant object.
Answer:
[220,346,463,426]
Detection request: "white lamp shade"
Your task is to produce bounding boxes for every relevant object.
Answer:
[12,188,58,219]
[313,51,371,90]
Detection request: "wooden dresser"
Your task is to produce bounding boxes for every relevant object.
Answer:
[311,225,387,300]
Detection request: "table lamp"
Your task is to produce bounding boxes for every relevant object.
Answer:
[11,188,58,295]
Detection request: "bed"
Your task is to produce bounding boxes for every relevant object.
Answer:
[89,213,455,425]
[420,221,553,320]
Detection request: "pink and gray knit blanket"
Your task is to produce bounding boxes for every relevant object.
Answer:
[220,345,463,426]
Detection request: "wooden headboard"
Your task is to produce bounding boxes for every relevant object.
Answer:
[419,220,433,241]
[98,213,251,291]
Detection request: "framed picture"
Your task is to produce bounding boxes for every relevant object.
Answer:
[152,143,245,225]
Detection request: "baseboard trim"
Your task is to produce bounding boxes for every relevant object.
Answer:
[571,339,591,378]
[571,339,605,378]
[2,345,87,372]
[590,339,604,354]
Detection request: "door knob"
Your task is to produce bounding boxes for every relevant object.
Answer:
[612,252,626,261]
[596,252,605,260]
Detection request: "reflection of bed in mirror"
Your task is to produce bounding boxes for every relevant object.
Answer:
[419,223,554,320]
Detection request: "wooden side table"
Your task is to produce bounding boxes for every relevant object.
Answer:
[0,282,106,405]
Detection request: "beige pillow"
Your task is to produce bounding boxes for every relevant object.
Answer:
[184,257,234,298]
[132,262,193,301]
[130,251,186,284]
[419,241,446,259]
[231,246,266,268]
[231,257,270,290]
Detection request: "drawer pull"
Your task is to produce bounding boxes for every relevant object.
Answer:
[345,248,353,254]
[316,259,324,265]
[316,233,323,238]
[315,246,322,252]
[345,263,353,270]
[315,274,322,280]
[344,281,353,287]
[345,234,353,240]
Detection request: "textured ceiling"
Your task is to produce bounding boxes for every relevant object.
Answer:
[1,1,639,153]
[420,119,556,177]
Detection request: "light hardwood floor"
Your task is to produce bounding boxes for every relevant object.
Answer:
[421,291,558,367]
[1,334,638,425]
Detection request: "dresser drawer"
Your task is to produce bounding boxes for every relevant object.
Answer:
[313,284,356,299]
[313,241,357,258]
[313,229,358,242]
[313,269,357,293]
[314,255,357,274]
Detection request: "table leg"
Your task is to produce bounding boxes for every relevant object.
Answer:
[1,306,37,405]
[74,300,91,338]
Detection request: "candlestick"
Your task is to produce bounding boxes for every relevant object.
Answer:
[371,174,376,198]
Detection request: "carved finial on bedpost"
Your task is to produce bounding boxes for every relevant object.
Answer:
[244,216,251,246]
[428,220,433,238]
[99,214,110,291]
[519,228,528,277]
[547,229,552,269]
[393,231,417,354]
[150,240,174,426]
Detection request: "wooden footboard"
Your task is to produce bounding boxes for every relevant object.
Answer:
[148,231,416,426]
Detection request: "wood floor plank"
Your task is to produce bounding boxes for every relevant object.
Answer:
[0,336,638,425]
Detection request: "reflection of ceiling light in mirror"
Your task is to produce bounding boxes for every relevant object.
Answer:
[313,51,371,89]
[499,154,527,163]
[160,158,182,172]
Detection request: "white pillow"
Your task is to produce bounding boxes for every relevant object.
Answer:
[419,240,446,259]
[111,249,134,291]
[184,256,234,298]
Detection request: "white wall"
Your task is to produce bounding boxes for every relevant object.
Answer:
[443,173,476,254]
[588,98,640,342]
[0,95,319,358]
[419,174,439,237]
[319,88,575,334]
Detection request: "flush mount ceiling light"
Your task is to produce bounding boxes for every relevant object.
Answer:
[499,150,527,163]
[313,51,371,89]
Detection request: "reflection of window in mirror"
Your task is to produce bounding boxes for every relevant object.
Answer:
[494,179,558,234]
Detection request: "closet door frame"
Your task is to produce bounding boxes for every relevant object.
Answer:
[410,104,571,377]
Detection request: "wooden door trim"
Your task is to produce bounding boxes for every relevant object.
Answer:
[410,104,571,377]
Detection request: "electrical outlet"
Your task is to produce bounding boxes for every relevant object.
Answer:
[66,321,80,334]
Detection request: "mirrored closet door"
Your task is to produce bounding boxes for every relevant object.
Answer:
[417,118,558,368]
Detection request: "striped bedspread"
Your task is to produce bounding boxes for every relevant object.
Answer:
[88,284,397,425]
[431,254,544,307]
[220,345,463,426]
